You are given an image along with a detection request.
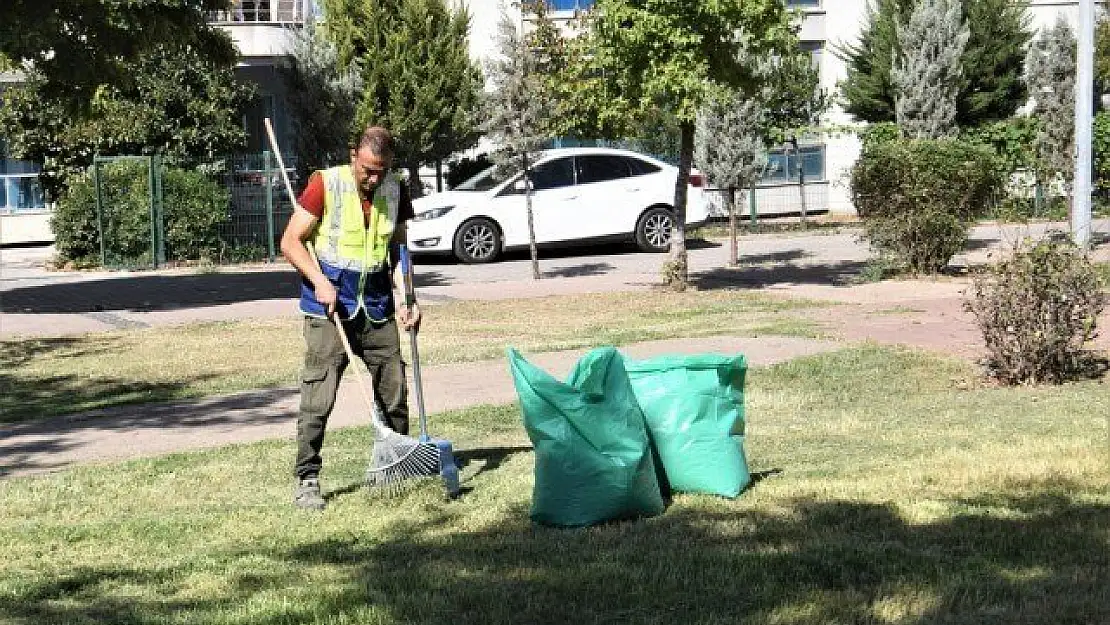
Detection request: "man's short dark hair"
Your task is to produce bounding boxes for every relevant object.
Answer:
[355,126,395,158]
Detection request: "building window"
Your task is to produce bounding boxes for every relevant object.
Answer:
[1,175,47,212]
[761,145,826,184]
[786,0,821,7]
[548,0,595,10]
[800,41,823,69]
[0,138,46,212]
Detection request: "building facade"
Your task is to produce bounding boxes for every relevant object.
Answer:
[0,0,1100,244]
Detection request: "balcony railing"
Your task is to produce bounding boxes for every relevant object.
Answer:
[208,0,311,24]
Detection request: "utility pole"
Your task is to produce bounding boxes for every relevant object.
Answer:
[1074,0,1094,248]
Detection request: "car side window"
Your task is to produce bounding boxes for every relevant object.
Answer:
[495,158,575,196]
[530,158,576,191]
[624,156,662,177]
[575,155,631,185]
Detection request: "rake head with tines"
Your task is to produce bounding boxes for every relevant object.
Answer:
[329,311,438,496]
[364,411,441,495]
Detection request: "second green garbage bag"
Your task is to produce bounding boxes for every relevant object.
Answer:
[624,354,750,498]
[508,347,665,527]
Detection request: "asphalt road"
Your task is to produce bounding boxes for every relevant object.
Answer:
[2,219,1107,338]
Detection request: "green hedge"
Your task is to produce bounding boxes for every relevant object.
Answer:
[53,161,230,267]
[850,138,1005,273]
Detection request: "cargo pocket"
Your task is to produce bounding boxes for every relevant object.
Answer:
[299,364,337,417]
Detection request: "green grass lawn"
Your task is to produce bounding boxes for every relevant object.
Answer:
[1,346,1107,625]
[0,290,821,423]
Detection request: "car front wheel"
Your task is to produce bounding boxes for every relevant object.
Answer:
[635,207,674,252]
[453,218,501,263]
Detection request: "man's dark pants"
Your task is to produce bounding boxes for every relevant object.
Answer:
[294,313,409,479]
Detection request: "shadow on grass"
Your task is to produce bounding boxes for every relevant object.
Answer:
[323,445,535,503]
[0,334,223,428]
[5,479,1106,624]
[456,444,533,480]
[0,384,299,476]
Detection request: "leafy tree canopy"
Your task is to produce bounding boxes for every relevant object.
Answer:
[0,0,236,107]
[560,0,799,290]
[566,0,797,132]
[0,45,253,199]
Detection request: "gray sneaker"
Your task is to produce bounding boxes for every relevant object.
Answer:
[294,477,326,510]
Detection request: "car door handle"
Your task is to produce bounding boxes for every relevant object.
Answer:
[562,195,579,200]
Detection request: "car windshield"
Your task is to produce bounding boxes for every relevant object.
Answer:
[452,166,510,192]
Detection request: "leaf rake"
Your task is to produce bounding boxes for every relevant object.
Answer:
[332,316,440,495]
[399,245,462,498]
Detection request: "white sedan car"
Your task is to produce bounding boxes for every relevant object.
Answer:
[406,147,710,263]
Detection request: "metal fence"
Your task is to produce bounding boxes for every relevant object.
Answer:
[215,151,297,263]
[705,182,831,223]
[93,155,166,269]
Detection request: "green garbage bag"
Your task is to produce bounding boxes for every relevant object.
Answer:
[623,354,750,498]
[508,347,665,527]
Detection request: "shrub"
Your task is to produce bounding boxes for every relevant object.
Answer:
[53,161,230,267]
[1093,111,1110,198]
[162,168,230,262]
[859,121,900,153]
[850,138,1004,273]
[53,161,153,267]
[961,117,1039,173]
[966,237,1107,385]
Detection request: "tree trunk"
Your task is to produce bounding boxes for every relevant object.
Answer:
[727,185,738,267]
[524,153,540,280]
[407,164,424,200]
[435,160,443,193]
[666,122,695,291]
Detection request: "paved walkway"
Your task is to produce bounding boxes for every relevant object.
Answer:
[0,336,842,478]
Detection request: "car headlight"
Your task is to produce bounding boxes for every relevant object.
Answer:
[413,205,454,221]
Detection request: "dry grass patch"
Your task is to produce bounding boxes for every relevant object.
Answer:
[0,290,823,422]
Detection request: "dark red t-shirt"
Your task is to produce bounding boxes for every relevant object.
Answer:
[297,171,415,227]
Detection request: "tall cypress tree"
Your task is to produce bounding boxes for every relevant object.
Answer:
[893,0,969,138]
[840,0,1032,127]
[280,20,363,183]
[1026,18,1077,188]
[321,0,484,196]
[840,0,911,124]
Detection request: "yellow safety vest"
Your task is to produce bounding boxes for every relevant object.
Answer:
[299,165,401,320]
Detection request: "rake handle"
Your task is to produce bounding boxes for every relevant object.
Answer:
[398,246,429,439]
[263,117,298,210]
[331,314,390,431]
[264,117,390,435]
